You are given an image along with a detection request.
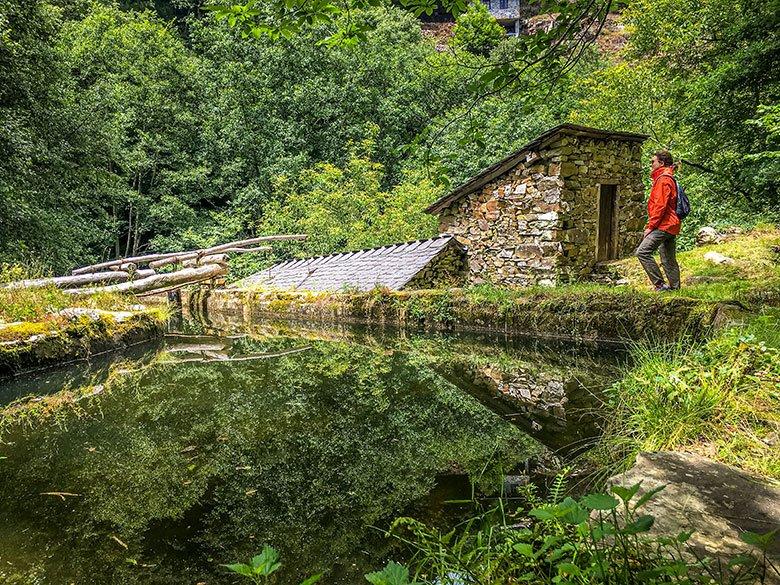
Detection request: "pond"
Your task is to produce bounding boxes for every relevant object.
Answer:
[0,320,624,584]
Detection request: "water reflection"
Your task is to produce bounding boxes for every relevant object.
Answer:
[0,328,560,584]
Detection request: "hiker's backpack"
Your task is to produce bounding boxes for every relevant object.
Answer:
[672,177,690,220]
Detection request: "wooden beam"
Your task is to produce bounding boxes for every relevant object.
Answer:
[71,235,306,275]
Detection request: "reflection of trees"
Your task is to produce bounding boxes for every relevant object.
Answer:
[0,338,538,584]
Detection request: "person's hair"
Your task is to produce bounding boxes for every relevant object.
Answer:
[653,150,674,167]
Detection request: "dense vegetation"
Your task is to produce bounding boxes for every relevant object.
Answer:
[1,0,777,273]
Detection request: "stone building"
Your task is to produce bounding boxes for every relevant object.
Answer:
[482,0,522,35]
[426,123,648,286]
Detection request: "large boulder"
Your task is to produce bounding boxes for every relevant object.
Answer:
[609,451,780,568]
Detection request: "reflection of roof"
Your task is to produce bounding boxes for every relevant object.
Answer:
[426,123,648,215]
[234,235,465,292]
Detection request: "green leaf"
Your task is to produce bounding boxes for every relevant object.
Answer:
[727,554,756,568]
[249,546,281,576]
[299,573,324,585]
[556,562,581,576]
[622,514,654,534]
[222,563,254,577]
[580,493,619,510]
[610,482,641,504]
[365,561,418,585]
[559,497,588,525]
[513,543,535,557]
[740,529,778,550]
[529,507,556,521]
[633,484,666,510]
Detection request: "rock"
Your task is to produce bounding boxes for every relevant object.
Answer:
[711,302,748,329]
[696,226,721,246]
[703,251,736,266]
[684,275,729,285]
[608,451,780,564]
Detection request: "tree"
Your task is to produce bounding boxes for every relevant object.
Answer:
[451,0,504,57]
[254,140,441,260]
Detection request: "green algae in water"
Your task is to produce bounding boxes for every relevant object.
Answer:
[0,332,617,584]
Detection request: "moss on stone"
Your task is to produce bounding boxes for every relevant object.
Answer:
[0,310,166,377]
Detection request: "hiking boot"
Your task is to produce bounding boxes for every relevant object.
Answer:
[655,284,673,292]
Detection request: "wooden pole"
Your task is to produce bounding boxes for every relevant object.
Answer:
[64,264,227,295]
[71,235,306,275]
[1,269,155,290]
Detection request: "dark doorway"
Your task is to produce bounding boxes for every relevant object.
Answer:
[596,184,619,261]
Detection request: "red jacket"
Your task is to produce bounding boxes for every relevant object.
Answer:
[646,166,680,236]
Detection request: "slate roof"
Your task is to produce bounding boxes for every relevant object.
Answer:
[234,235,465,292]
[425,123,648,215]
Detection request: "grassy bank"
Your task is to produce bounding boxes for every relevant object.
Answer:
[591,308,780,481]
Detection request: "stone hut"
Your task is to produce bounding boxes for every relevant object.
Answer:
[426,123,648,286]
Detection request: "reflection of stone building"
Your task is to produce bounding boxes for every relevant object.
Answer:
[426,124,648,286]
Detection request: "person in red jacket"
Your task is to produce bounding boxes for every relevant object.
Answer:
[635,150,681,291]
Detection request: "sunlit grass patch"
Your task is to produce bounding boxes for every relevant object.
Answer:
[592,309,780,481]
[609,225,780,302]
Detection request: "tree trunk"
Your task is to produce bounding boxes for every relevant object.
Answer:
[64,263,227,295]
[1,269,155,290]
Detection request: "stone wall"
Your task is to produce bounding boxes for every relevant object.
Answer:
[437,134,645,286]
[405,243,468,290]
[556,137,645,281]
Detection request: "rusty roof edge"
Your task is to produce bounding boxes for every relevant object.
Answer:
[425,124,649,216]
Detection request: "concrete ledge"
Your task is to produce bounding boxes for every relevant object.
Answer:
[187,287,735,345]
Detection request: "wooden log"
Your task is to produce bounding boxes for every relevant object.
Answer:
[148,246,270,270]
[221,246,272,253]
[1,269,155,290]
[72,235,306,275]
[167,343,227,354]
[64,264,227,295]
[165,346,311,364]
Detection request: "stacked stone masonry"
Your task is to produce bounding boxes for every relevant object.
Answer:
[406,243,468,289]
[436,132,646,286]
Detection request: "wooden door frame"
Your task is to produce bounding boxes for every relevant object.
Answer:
[596,183,619,262]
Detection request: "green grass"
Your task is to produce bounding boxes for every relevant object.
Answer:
[0,263,142,324]
[591,308,780,481]
[608,224,780,303]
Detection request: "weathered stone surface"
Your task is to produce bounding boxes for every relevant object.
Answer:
[704,251,737,266]
[437,132,646,286]
[609,451,780,568]
[696,226,721,246]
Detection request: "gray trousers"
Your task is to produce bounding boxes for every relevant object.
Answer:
[635,229,680,289]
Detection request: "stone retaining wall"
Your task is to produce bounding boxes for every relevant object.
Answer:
[0,310,166,377]
[187,286,731,345]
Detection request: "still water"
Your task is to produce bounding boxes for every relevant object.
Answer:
[0,322,623,584]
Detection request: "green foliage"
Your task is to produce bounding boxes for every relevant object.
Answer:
[387,480,778,583]
[223,545,324,584]
[451,1,504,57]
[365,561,421,585]
[254,143,440,260]
[593,310,780,480]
